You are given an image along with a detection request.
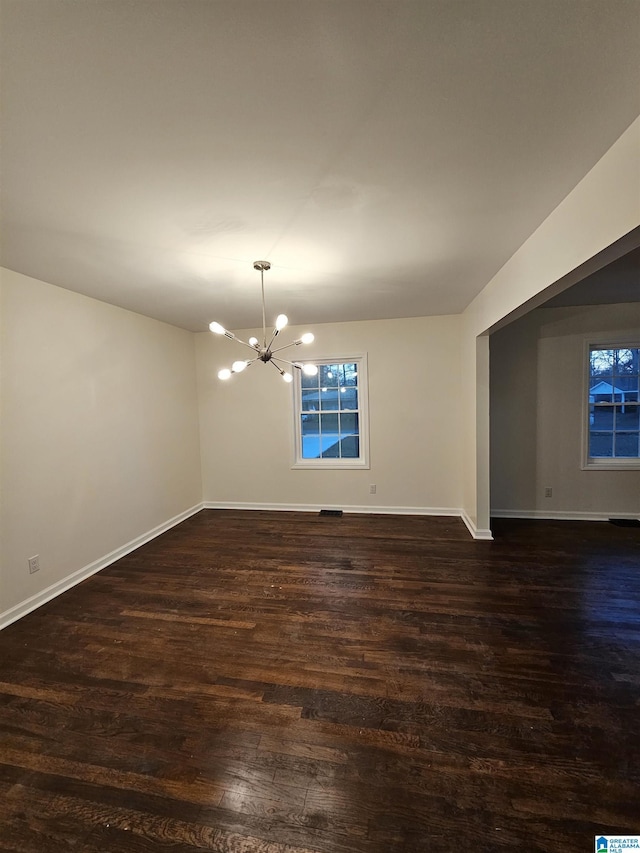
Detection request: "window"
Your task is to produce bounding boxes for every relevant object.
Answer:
[292,356,369,469]
[585,343,640,469]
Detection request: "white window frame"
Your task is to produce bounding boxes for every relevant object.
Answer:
[292,354,370,470]
[582,337,640,471]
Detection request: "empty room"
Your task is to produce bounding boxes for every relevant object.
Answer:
[1,1,639,852]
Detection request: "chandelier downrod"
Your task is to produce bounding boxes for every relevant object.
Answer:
[253,259,269,348]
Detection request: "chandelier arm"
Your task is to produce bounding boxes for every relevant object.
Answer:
[268,359,287,376]
[266,328,280,351]
[269,341,299,355]
[270,355,300,369]
[233,336,261,352]
[225,355,261,376]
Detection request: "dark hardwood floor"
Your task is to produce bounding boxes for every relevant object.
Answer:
[1,510,639,852]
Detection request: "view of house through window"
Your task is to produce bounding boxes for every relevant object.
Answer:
[588,345,640,461]
[293,358,369,468]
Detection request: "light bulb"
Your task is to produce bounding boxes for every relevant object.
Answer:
[209,321,226,335]
[340,387,346,393]
[302,363,318,376]
[327,371,333,378]
[275,314,288,331]
[282,372,293,383]
[232,360,248,373]
[218,368,232,380]
[300,332,314,344]
[249,337,259,347]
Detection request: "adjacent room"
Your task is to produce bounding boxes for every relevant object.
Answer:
[1,2,639,851]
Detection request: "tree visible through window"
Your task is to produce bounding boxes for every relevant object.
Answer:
[588,345,640,460]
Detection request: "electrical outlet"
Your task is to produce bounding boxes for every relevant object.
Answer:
[369,484,377,494]
[28,555,40,574]
[544,487,553,498]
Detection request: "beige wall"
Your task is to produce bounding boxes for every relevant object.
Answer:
[491,302,640,517]
[462,116,640,532]
[196,315,463,514]
[0,269,203,622]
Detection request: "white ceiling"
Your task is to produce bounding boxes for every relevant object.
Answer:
[1,0,639,332]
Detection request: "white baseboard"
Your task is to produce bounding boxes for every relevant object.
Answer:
[204,500,462,516]
[0,503,204,631]
[460,511,494,540]
[204,501,494,541]
[491,509,639,522]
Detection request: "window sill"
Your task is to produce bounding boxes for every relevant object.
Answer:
[582,459,640,471]
[292,459,370,470]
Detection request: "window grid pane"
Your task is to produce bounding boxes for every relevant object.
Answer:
[299,360,362,461]
[589,346,640,460]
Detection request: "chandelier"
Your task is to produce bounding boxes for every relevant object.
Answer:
[209,261,318,383]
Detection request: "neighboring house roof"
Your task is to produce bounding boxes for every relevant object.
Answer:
[589,380,626,395]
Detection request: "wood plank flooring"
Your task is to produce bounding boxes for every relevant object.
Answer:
[1,510,639,852]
